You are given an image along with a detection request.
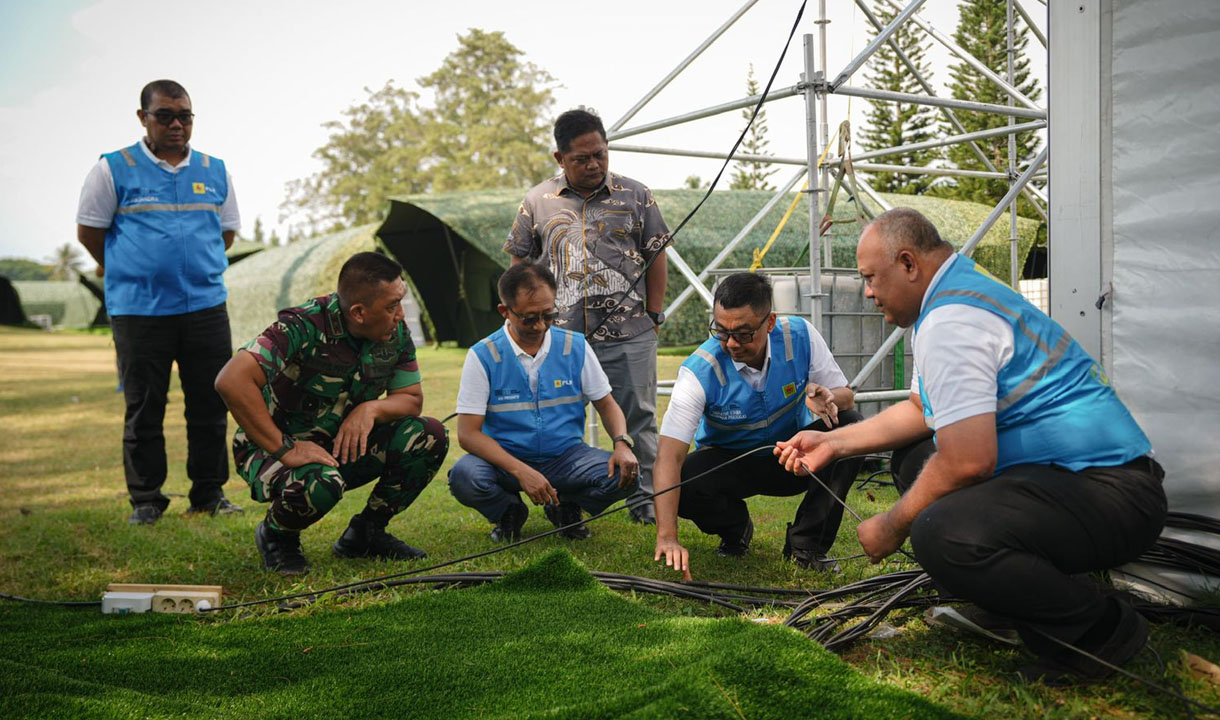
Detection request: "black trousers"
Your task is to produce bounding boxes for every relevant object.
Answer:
[111,303,232,510]
[677,410,865,555]
[895,438,1167,657]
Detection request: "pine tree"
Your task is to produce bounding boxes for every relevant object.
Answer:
[944,0,1041,209]
[252,217,266,245]
[858,4,940,194]
[729,66,777,192]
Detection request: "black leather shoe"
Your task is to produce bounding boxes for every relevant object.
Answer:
[545,502,591,540]
[790,551,841,573]
[128,504,163,525]
[628,502,656,525]
[1016,600,1148,685]
[185,497,244,517]
[255,521,310,575]
[716,517,754,557]
[490,503,528,543]
[332,514,427,560]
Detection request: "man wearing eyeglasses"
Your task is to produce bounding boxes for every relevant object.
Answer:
[76,79,242,526]
[505,108,669,526]
[653,272,863,577]
[449,262,640,542]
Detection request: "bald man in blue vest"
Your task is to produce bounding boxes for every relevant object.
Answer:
[775,208,1167,685]
[449,262,639,542]
[76,79,242,525]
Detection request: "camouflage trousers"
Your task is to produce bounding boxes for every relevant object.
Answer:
[233,416,449,532]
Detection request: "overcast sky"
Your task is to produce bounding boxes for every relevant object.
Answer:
[0,0,1045,265]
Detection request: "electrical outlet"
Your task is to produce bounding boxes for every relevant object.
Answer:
[107,583,222,614]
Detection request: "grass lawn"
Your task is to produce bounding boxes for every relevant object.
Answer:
[1,325,1217,718]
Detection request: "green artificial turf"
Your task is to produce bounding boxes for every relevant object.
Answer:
[0,550,967,720]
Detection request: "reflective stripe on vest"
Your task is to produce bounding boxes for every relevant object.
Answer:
[683,316,815,450]
[473,326,587,462]
[915,255,1150,472]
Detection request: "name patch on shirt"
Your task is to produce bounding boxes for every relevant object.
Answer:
[708,403,746,422]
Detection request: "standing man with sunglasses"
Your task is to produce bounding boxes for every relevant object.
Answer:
[76,79,242,525]
[505,108,669,525]
[653,272,863,578]
[448,262,639,542]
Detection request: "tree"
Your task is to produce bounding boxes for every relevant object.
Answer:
[729,65,777,192]
[0,258,52,280]
[683,175,706,190]
[858,4,940,194]
[283,81,428,233]
[47,243,85,280]
[252,216,266,245]
[268,229,281,247]
[282,30,557,232]
[418,29,557,192]
[943,0,1041,210]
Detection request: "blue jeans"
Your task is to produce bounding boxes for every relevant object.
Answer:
[448,443,637,523]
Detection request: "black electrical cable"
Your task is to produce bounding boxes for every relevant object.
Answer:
[0,592,100,608]
[582,0,809,342]
[202,444,779,613]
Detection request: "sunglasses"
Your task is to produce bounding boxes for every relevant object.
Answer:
[708,319,767,344]
[506,307,558,327]
[147,110,195,126]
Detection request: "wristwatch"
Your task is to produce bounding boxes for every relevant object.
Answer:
[269,433,296,461]
[613,434,635,449]
[647,310,665,326]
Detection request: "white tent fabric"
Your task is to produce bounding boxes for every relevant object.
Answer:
[1109,0,1220,517]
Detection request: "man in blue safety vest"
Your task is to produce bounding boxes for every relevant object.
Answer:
[653,272,863,578]
[76,79,243,525]
[449,262,640,542]
[775,208,1167,684]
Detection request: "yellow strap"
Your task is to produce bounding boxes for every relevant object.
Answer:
[750,131,838,272]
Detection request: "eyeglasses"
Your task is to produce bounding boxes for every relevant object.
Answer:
[147,110,195,126]
[709,320,767,344]
[507,307,558,327]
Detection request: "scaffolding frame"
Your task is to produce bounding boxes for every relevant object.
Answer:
[605,0,1047,397]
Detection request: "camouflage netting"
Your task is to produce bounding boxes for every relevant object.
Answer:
[224,225,379,349]
[12,280,106,328]
[378,189,1041,347]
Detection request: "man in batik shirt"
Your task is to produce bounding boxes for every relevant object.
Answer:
[506,107,670,525]
[215,252,448,575]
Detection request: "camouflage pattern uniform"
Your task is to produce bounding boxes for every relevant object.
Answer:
[234,293,448,532]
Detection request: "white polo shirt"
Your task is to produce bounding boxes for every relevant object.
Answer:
[913,255,1015,430]
[456,324,613,415]
[660,317,849,445]
[76,139,241,231]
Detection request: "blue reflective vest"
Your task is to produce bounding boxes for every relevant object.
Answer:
[685,316,814,450]
[472,326,587,463]
[102,143,229,316]
[914,255,1151,472]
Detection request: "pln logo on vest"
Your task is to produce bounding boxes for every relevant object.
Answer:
[192,182,206,194]
[782,382,797,398]
[553,379,574,389]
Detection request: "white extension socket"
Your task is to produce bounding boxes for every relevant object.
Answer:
[104,583,223,614]
[101,591,154,614]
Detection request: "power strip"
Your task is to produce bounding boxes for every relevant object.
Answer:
[104,583,223,614]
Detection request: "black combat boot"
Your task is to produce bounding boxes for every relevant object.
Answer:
[255,520,310,575]
[332,513,427,560]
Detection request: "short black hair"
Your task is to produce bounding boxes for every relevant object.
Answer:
[714,272,772,316]
[338,251,403,307]
[867,207,952,257]
[140,80,189,110]
[554,108,606,154]
[498,262,557,307]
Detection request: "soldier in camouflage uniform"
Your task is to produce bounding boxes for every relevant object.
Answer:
[215,252,448,575]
